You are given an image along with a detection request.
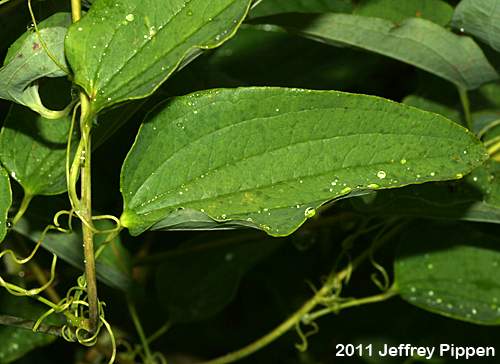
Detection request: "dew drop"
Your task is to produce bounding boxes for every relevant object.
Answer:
[367,183,380,189]
[455,173,463,179]
[400,159,407,165]
[376,171,386,179]
[428,290,434,296]
[187,10,193,16]
[125,13,135,22]
[430,172,436,177]
[341,187,352,194]
[304,207,316,218]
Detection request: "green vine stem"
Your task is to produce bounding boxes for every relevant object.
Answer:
[128,299,154,363]
[79,94,99,332]
[200,221,404,364]
[11,193,33,226]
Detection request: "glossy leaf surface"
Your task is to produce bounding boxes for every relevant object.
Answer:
[452,0,500,52]
[65,0,252,113]
[354,0,453,26]
[120,87,487,237]
[252,14,498,90]
[0,104,72,196]
[250,0,352,18]
[396,223,500,325]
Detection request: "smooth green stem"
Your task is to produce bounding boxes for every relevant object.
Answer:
[303,285,398,323]
[478,119,500,139]
[458,87,473,131]
[200,221,405,364]
[128,299,153,361]
[79,94,99,333]
[12,193,33,226]
[71,0,81,22]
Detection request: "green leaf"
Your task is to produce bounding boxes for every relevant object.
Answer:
[395,223,500,325]
[0,167,11,243]
[120,87,488,237]
[0,104,73,196]
[0,13,70,119]
[249,0,353,18]
[0,293,61,364]
[155,232,283,322]
[65,0,253,113]
[452,0,500,52]
[353,0,454,26]
[251,14,498,90]
[351,161,500,224]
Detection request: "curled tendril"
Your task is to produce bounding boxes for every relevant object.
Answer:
[294,320,319,352]
[0,209,77,299]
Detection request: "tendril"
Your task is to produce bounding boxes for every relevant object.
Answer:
[294,319,319,352]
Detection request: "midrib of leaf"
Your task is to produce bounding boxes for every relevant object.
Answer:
[93,0,240,98]
[132,153,471,217]
[127,102,465,209]
[305,17,471,87]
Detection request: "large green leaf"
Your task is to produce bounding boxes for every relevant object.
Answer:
[249,0,353,18]
[251,14,498,90]
[65,0,252,113]
[0,104,73,196]
[0,13,70,118]
[452,0,500,52]
[120,87,488,237]
[353,0,454,26]
[0,293,62,364]
[156,232,283,322]
[396,223,500,325]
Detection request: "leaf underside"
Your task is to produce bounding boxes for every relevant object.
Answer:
[0,13,70,118]
[251,13,499,90]
[452,0,500,52]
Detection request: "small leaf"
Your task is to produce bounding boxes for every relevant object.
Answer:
[354,0,454,26]
[0,104,73,196]
[251,14,498,90]
[249,0,353,18]
[0,13,70,118]
[452,0,500,52]
[0,293,62,364]
[155,233,283,322]
[396,223,500,325]
[65,0,253,113]
[120,87,488,237]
